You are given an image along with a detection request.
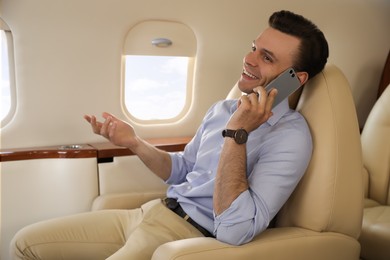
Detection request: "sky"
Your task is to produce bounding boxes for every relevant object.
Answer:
[124,55,188,120]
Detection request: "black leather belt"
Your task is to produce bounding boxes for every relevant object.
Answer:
[163,198,214,237]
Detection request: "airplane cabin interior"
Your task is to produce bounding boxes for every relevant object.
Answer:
[0,0,389,259]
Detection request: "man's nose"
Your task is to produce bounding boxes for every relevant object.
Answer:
[244,52,258,68]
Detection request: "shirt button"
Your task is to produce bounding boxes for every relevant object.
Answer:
[187,185,191,190]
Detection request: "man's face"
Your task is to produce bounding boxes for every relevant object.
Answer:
[237,27,301,94]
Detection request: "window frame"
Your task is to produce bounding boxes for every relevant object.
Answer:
[121,20,196,125]
[0,18,16,128]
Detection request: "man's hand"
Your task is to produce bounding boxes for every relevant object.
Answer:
[229,87,278,132]
[84,112,138,149]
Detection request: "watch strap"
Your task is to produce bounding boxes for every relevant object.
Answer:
[222,129,235,138]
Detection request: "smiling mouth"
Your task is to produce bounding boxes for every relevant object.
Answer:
[243,68,259,79]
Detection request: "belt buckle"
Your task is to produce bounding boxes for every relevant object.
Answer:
[163,197,179,210]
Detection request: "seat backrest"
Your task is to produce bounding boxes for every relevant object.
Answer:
[361,85,390,205]
[276,64,363,239]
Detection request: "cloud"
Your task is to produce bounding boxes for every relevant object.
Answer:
[124,55,188,120]
[161,57,188,75]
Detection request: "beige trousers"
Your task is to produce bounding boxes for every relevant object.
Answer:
[11,199,204,260]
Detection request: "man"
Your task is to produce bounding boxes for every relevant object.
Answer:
[11,10,328,259]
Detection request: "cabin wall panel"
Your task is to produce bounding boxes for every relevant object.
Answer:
[0,158,98,260]
[98,156,168,195]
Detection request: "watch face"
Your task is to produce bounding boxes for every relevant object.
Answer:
[235,128,248,144]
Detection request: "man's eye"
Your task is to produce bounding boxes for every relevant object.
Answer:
[264,55,273,63]
[252,45,256,52]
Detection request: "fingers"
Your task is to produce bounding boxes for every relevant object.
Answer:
[252,87,277,110]
[251,87,265,105]
[102,112,115,120]
[84,113,112,137]
[84,115,99,134]
[108,121,117,138]
[239,87,277,124]
[83,115,92,123]
[100,114,114,138]
[264,88,277,114]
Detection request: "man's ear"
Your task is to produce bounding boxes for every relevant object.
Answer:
[296,71,309,85]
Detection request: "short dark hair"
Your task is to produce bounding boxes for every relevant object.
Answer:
[269,10,329,79]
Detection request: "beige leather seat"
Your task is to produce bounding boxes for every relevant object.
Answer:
[93,64,364,260]
[359,85,390,260]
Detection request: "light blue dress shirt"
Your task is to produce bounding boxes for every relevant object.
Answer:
[166,98,312,245]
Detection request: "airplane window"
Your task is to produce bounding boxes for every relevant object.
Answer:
[122,20,196,123]
[0,27,15,126]
[124,55,189,120]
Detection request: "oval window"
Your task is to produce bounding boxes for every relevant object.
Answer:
[122,20,196,123]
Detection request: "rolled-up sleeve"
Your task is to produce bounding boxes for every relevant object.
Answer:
[214,191,268,245]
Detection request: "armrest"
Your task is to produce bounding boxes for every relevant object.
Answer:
[152,227,360,260]
[91,192,166,210]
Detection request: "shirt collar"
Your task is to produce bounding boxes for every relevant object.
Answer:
[267,99,290,126]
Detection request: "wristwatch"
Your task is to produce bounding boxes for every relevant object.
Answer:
[222,128,248,144]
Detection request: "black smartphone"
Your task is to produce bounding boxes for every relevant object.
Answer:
[265,68,301,109]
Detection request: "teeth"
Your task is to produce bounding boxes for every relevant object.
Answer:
[243,68,258,79]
